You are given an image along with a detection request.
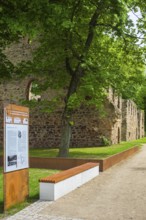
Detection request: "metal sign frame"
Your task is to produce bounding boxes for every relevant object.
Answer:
[3,104,29,210]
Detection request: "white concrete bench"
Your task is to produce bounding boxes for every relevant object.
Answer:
[39,162,99,201]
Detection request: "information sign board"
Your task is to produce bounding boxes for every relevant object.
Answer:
[4,104,29,173]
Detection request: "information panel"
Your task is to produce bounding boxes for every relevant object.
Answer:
[4,104,29,173]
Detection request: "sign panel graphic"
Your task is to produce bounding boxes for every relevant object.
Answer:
[4,104,29,173]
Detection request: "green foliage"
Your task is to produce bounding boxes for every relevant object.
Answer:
[21,99,60,114]
[100,136,111,146]
[69,120,74,126]
[67,93,81,110]
[1,0,146,107]
[21,0,146,108]
[1,0,146,155]
[0,52,14,80]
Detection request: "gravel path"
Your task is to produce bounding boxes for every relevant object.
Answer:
[6,144,146,220]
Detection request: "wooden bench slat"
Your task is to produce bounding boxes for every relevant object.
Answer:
[39,162,99,183]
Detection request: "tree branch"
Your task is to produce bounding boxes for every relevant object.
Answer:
[123,32,146,40]
[65,57,74,76]
[96,23,146,40]
[69,0,82,60]
[70,0,81,22]
[65,0,82,76]
[84,7,101,53]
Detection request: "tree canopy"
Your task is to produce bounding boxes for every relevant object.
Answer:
[1,0,146,156]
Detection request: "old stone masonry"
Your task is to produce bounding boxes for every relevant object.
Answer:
[0,39,144,149]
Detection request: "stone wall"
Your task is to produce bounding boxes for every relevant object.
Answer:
[0,78,123,148]
[0,79,30,103]
[107,88,122,144]
[0,78,144,149]
[4,37,37,65]
[121,100,144,141]
[0,39,144,149]
[137,110,145,139]
[71,103,121,147]
[122,100,137,141]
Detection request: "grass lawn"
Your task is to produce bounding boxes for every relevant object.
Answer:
[0,167,58,219]
[28,137,146,159]
[0,137,146,159]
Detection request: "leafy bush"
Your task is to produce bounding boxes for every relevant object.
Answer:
[101,136,111,146]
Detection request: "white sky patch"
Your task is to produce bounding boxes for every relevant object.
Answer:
[128,8,142,28]
[128,8,144,46]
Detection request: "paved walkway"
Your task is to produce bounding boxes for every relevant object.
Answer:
[5,145,146,220]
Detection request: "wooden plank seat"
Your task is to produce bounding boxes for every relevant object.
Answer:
[39,162,99,201]
[39,162,98,183]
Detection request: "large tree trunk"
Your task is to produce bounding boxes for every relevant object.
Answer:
[58,7,101,157]
[58,114,72,157]
[58,72,80,157]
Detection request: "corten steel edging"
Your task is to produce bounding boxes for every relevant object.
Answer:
[0,155,101,170]
[29,157,101,171]
[0,146,140,172]
[101,146,139,171]
[29,146,139,172]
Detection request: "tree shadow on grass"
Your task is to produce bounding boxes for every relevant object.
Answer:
[0,201,4,214]
[69,151,111,159]
[27,193,39,203]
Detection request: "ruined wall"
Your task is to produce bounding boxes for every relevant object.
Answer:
[0,78,30,147]
[0,78,123,148]
[4,37,37,65]
[0,78,30,146]
[0,39,144,149]
[0,80,144,149]
[137,110,145,139]
[107,88,122,144]
[108,89,145,143]
[121,100,137,141]
[72,103,120,147]
[121,100,145,141]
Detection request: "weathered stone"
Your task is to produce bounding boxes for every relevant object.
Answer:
[0,40,144,149]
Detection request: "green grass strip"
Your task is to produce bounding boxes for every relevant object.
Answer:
[0,137,146,159]
[28,137,146,159]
